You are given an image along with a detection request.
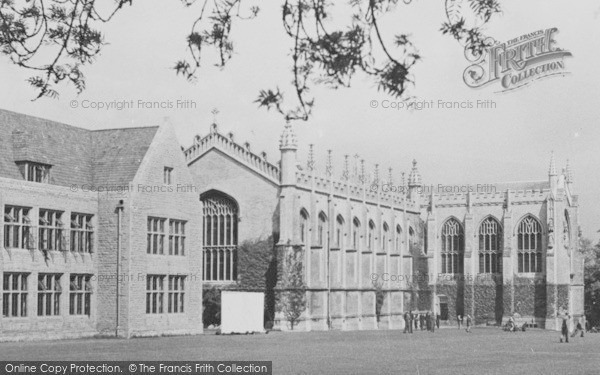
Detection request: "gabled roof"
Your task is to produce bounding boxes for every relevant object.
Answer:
[0,109,158,187]
[184,123,280,185]
[92,127,158,186]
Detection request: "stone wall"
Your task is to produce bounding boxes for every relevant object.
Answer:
[0,178,99,341]
[125,124,203,337]
[0,123,205,341]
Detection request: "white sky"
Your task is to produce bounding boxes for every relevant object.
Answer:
[0,0,598,240]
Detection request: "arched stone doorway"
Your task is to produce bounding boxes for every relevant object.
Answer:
[436,295,449,321]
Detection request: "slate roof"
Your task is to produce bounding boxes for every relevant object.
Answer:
[0,109,158,187]
[91,127,158,187]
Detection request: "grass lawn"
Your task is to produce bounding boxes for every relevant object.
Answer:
[0,328,599,374]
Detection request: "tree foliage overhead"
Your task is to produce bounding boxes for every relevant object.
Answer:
[0,0,132,99]
[1,0,501,117]
[178,0,500,120]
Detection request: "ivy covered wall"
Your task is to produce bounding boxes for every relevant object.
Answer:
[202,235,280,328]
[513,277,547,318]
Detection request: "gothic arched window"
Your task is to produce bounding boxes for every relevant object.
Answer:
[441,218,464,274]
[479,217,502,274]
[202,191,238,281]
[564,210,571,247]
[517,215,542,273]
[335,214,345,248]
[368,220,376,250]
[396,225,402,252]
[318,212,327,247]
[423,226,428,254]
[382,222,389,251]
[352,217,360,249]
[300,209,309,244]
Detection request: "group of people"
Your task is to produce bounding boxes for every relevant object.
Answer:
[403,311,440,333]
[560,315,586,343]
[403,310,596,340]
[504,316,522,332]
[456,314,473,333]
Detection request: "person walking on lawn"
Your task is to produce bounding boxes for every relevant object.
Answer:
[561,317,569,343]
[426,312,431,332]
[571,318,584,338]
[466,315,472,333]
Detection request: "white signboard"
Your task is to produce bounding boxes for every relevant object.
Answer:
[220,291,265,334]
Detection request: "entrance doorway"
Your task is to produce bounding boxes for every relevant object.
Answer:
[437,295,449,320]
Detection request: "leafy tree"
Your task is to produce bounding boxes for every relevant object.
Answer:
[237,235,278,327]
[178,0,500,120]
[1,0,501,117]
[0,0,131,98]
[202,286,221,327]
[278,247,306,330]
[581,237,600,326]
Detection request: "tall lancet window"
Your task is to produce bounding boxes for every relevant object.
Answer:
[441,218,464,274]
[382,222,389,251]
[318,212,327,247]
[368,220,376,251]
[300,209,309,244]
[479,217,502,274]
[395,225,402,252]
[517,216,542,273]
[202,191,238,282]
[564,211,571,247]
[335,215,345,248]
[352,218,360,249]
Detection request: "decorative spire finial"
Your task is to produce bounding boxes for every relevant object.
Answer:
[279,120,298,150]
[307,144,315,171]
[373,164,380,185]
[353,154,359,181]
[326,150,333,177]
[211,108,219,124]
[342,155,350,181]
[408,159,422,187]
[359,159,366,184]
[565,159,573,183]
[388,167,393,186]
[549,151,557,176]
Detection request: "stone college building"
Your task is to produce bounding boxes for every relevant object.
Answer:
[0,109,584,340]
